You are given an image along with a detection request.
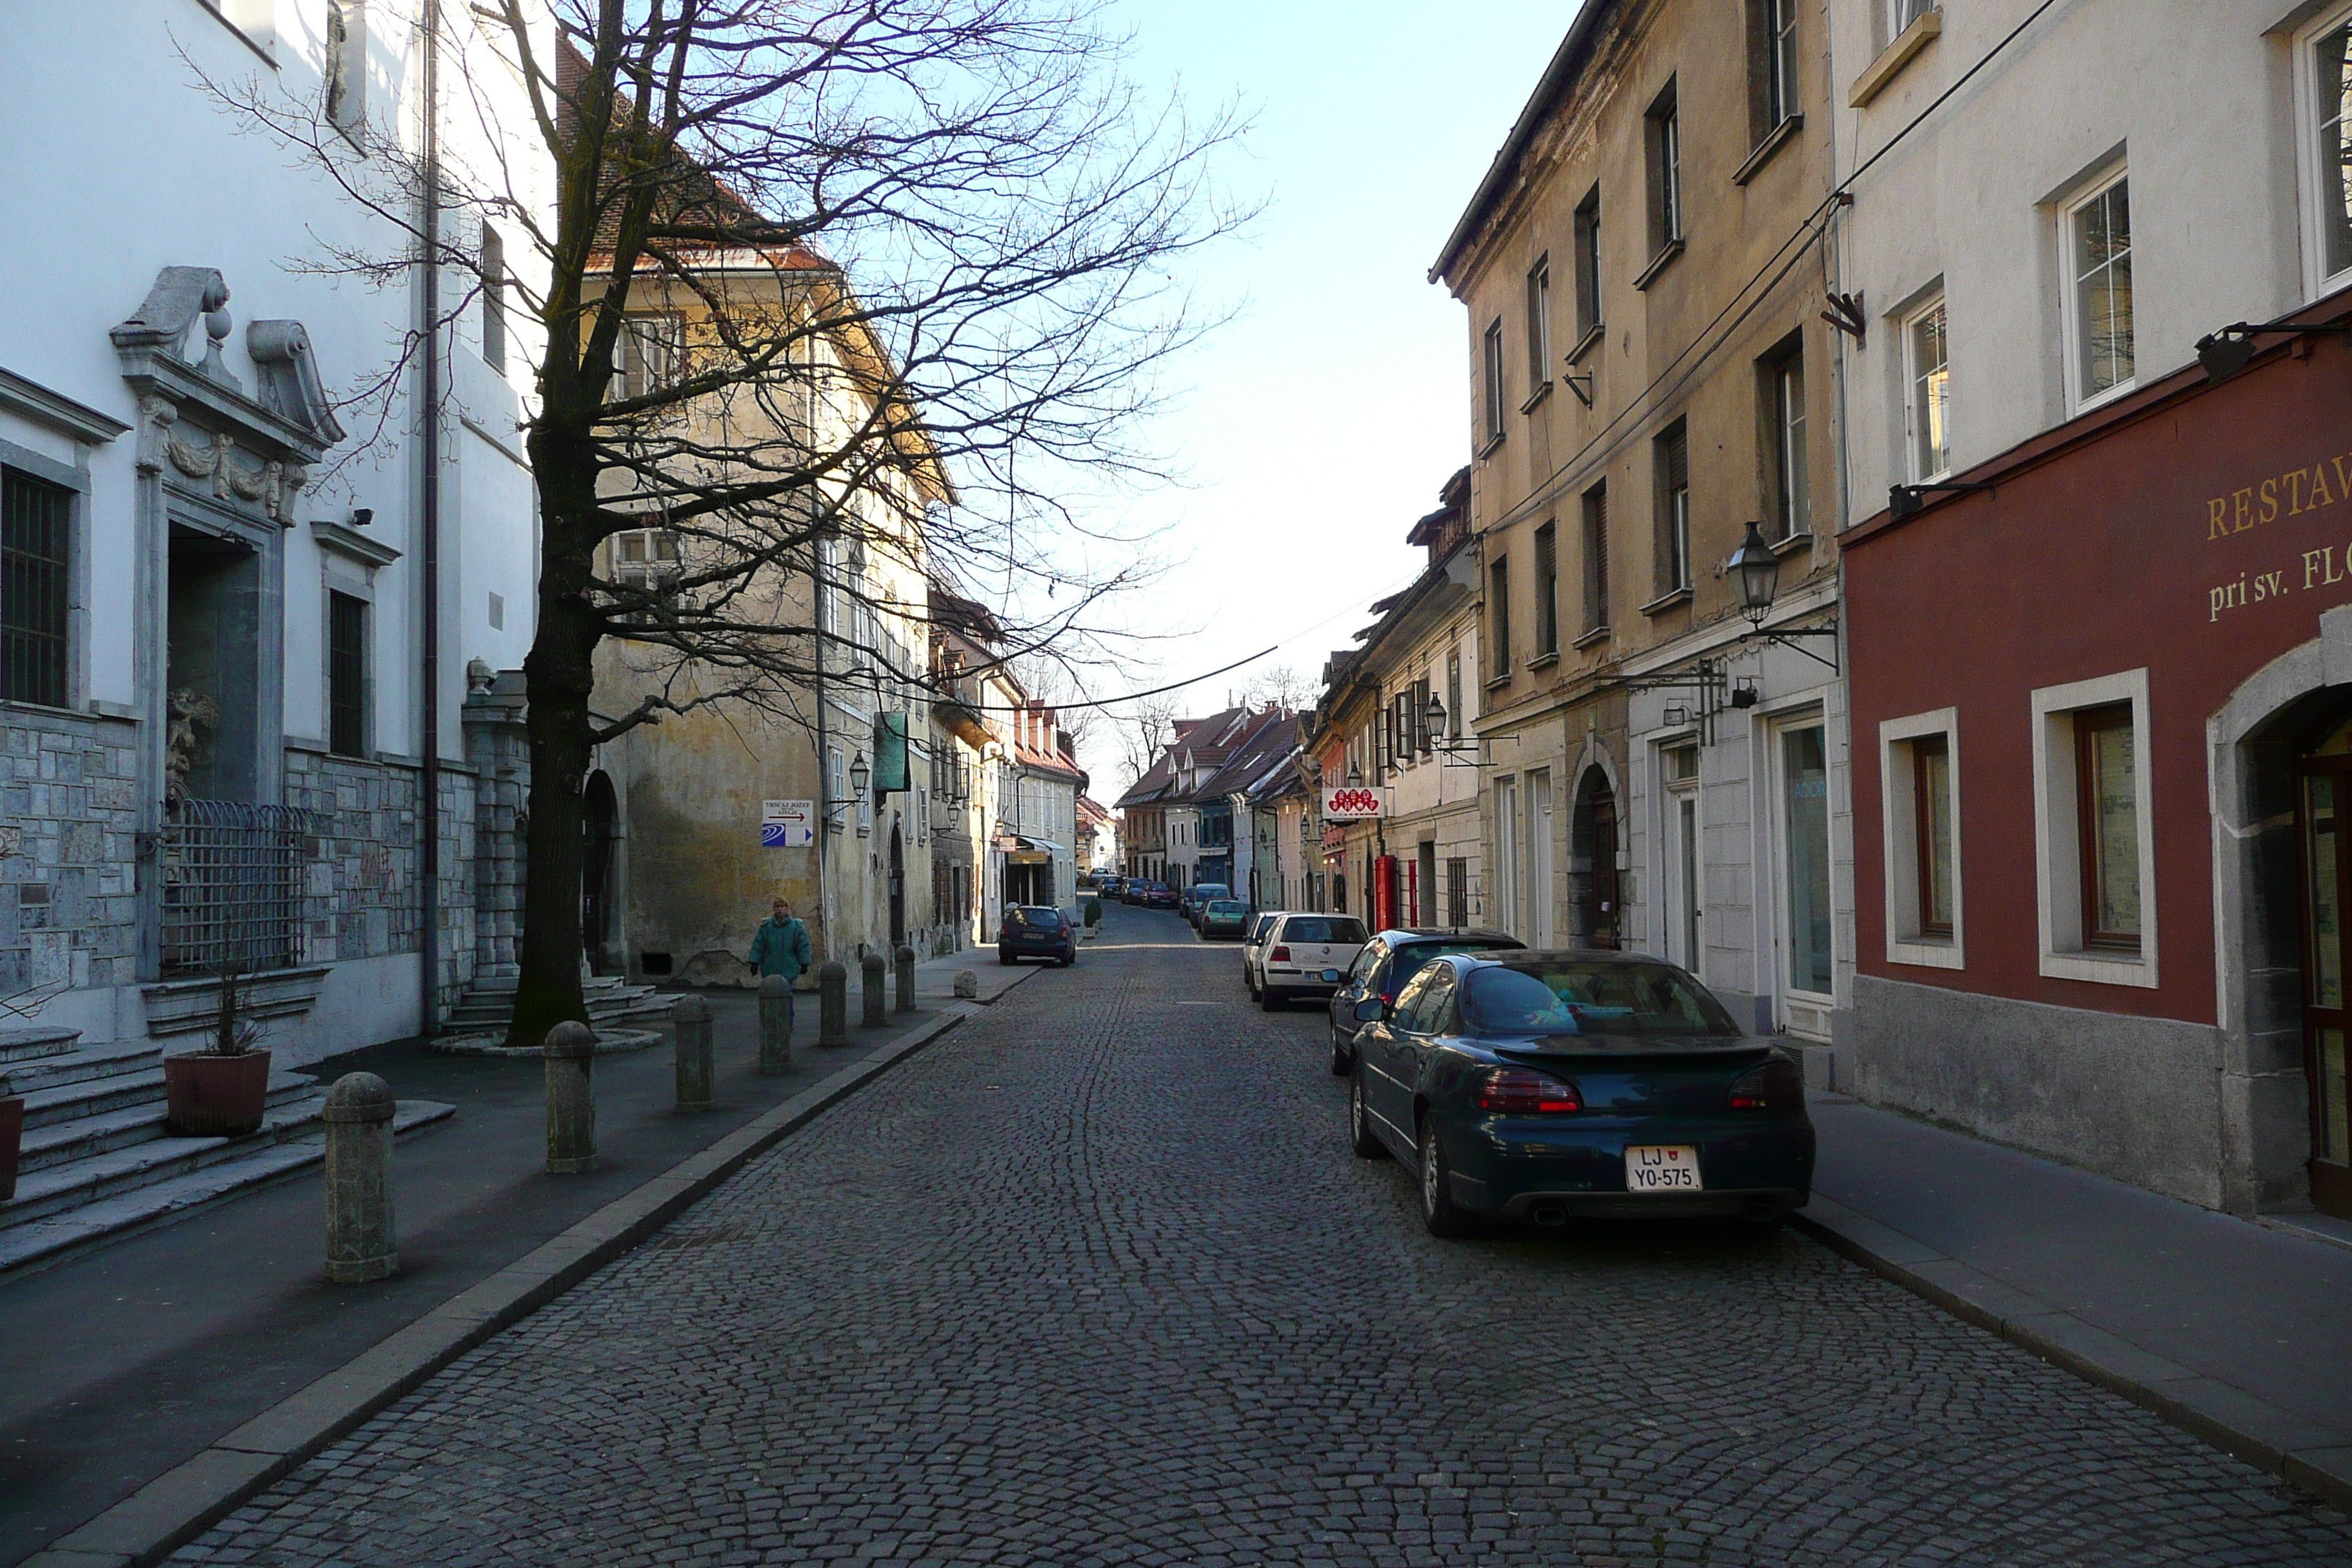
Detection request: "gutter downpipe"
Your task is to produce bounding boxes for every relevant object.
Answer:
[418,1,444,1039]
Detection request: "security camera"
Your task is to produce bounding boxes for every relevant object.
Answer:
[350,507,374,527]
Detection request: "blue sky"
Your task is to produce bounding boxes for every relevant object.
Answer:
[1068,1,1578,788]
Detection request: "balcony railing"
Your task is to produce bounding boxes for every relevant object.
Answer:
[162,799,325,976]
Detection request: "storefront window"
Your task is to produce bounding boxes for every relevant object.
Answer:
[1782,725,1833,995]
[1914,736,1953,935]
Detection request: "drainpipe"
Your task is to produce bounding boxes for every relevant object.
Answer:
[812,549,829,960]
[417,1,444,1038]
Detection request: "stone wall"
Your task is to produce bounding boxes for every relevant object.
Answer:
[0,705,141,995]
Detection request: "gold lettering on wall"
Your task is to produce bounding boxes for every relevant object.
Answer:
[2205,453,2352,540]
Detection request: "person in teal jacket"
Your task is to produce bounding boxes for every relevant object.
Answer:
[747,898,814,1042]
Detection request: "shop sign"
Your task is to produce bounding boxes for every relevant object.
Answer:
[1322,786,1385,820]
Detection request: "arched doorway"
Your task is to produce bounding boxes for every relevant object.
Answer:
[2294,714,2352,1216]
[1570,766,1621,950]
[888,821,907,949]
[581,771,619,975]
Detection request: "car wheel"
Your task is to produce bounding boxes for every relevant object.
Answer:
[1417,1117,1475,1239]
[1327,1026,1352,1077]
[1349,1071,1388,1160]
[1259,984,1284,1012]
[997,951,1012,966]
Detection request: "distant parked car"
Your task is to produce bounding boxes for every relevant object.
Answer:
[1197,898,1251,939]
[1183,883,1232,927]
[1240,911,1288,998]
[1098,875,1126,899]
[1346,951,1814,1237]
[998,905,1077,967]
[1327,928,1526,1076]
[1258,913,1370,1011]
[1138,882,1179,911]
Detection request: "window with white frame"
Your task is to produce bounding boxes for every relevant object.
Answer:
[1654,421,1691,594]
[2030,669,2156,986]
[1482,317,1507,444]
[1887,0,1936,40]
[1764,0,1800,129]
[1880,708,1962,968]
[1764,343,1809,540]
[2301,9,2352,292]
[1904,295,1952,481]
[2062,170,2134,407]
[1647,82,1684,253]
[1526,256,1553,396]
[617,314,681,401]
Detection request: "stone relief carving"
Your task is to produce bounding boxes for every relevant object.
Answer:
[165,687,219,812]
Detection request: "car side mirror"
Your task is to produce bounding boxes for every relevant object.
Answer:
[1352,998,1387,1024]
[1321,968,1342,984]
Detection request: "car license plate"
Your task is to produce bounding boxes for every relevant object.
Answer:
[1624,1145,1702,1192]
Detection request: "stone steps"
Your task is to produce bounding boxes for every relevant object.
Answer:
[440,976,675,1036]
[0,1099,453,1280]
[0,1026,82,1066]
[18,1072,320,1174]
[0,1088,336,1228]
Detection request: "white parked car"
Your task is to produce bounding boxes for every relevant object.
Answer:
[1258,913,1370,1011]
[1240,911,1288,998]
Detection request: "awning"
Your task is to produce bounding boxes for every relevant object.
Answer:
[992,834,1067,856]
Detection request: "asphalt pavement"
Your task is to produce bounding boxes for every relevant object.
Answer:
[153,902,2352,1566]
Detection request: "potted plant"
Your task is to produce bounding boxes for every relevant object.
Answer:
[0,1076,22,1202]
[163,962,271,1137]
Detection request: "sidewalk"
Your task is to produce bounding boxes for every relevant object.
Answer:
[1799,1090,2352,1511]
[0,975,1024,1567]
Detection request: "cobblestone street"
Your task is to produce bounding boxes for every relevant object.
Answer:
[176,909,2352,1567]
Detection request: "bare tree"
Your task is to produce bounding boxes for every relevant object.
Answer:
[1239,663,1313,712]
[214,1,1245,1045]
[1115,694,1180,792]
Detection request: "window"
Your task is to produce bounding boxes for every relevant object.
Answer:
[1765,345,1809,540]
[611,528,681,587]
[1445,648,1463,739]
[2065,173,2134,404]
[1533,521,1559,657]
[325,0,366,137]
[2030,669,2155,986]
[1569,188,1605,351]
[1880,709,1961,968]
[1526,256,1553,393]
[1488,554,1512,679]
[1647,80,1683,254]
[1654,423,1691,595]
[1446,856,1469,929]
[1482,318,1506,445]
[328,592,367,757]
[1888,0,1936,37]
[1763,0,1800,130]
[1905,295,1952,480]
[1779,723,1833,997]
[2,468,70,709]
[480,225,507,374]
[1581,483,1610,633]
[618,314,679,401]
[2310,16,2352,282]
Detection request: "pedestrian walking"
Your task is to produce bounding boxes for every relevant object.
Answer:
[747,897,815,1041]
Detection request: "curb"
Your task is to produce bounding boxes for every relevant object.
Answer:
[1793,1196,2352,1516]
[23,1006,976,1568]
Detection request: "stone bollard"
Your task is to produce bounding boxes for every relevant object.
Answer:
[861,951,888,1028]
[757,973,794,1077]
[894,945,916,1014]
[674,995,715,1110]
[818,960,849,1047]
[544,1020,598,1174]
[323,1072,397,1284]
[953,969,979,999]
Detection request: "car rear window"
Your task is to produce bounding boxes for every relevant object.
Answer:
[1008,907,1066,929]
[1463,962,1738,1038]
[1282,917,1368,944]
[1389,943,1514,987]
[1207,900,1246,913]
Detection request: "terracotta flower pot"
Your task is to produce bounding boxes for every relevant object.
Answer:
[164,1049,272,1137]
[0,1094,23,1202]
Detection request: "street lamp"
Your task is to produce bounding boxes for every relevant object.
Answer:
[1727,520,1780,624]
[1346,764,1364,788]
[850,750,871,797]
[1423,691,1445,750]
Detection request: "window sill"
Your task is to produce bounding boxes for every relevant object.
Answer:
[1634,240,1686,293]
[2071,377,2138,418]
[1888,935,1964,970]
[1572,624,1612,650]
[1733,115,1803,186]
[1567,323,1607,366]
[1477,429,1506,460]
[1520,380,1553,415]
[1528,649,1561,670]
[1482,671,1514,693]
[197,1,278,67]
[1849,10,1940,108]
[1771,529,1815,557]
[2038,946,2157,989]
[1640,586,1693,617]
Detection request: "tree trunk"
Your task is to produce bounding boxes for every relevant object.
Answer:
[504,592,600,1050]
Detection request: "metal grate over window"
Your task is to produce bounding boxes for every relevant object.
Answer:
[2,467,71,708]
[162,800,328,976]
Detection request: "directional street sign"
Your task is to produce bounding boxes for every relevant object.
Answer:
[761,799,815,848]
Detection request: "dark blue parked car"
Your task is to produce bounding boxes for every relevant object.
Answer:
[998,905,1077,967]
[1345,951,1814,1237]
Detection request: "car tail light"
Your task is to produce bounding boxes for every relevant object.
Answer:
[1729,1055,1803,1110]
[1474,1067,1582,1114]
[1270,945,1290,962]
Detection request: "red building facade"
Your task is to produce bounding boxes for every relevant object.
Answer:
[1844,304,2352,1219]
